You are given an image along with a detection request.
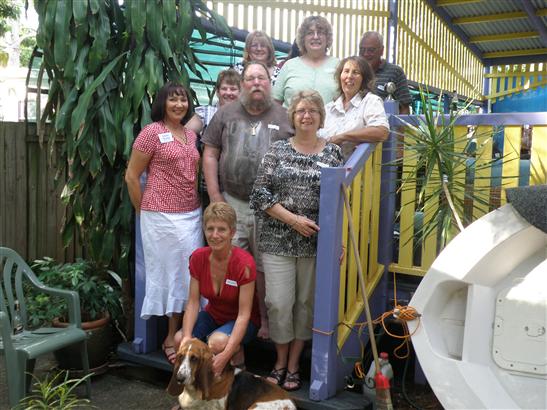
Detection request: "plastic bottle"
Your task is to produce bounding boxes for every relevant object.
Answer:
[13,299,23,335]
[375,371,394,410]
[362,352,394,409]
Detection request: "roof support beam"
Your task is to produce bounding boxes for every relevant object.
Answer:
[436,0,482,5]
[484,54,547,66]
[520,0,547,46]
[453,9,547,25]
[470,31,538,43]
[484,48,547,58]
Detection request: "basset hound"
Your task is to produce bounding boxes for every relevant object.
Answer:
[167,338,296,410]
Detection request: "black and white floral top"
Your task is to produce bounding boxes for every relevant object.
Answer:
[250,139,343,257]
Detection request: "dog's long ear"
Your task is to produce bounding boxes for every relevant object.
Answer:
[195,349,213,399]
[167,354,184,396]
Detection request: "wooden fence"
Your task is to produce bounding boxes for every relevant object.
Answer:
[0,122,82,262]
[486,63,547,102]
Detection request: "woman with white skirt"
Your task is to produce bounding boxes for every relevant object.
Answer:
[125,82,203,365]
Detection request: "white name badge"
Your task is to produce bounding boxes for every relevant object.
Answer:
[225,279,238,287]
[268,124,280,130]
[158,132,174,143]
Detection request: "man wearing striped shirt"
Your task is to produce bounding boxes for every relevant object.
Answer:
[359,31,412,114]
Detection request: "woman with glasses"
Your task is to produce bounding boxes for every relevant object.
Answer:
[235,30,280,85]
[272,15,338,108]
[250,90,343,391]
[319,56,389,160]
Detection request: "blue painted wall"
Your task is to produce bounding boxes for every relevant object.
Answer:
[492,85,546,112]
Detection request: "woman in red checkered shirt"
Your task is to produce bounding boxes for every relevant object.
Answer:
[125,82,203,365]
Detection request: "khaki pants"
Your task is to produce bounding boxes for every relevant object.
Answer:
[262,253,316,344]
[224,192,263,272]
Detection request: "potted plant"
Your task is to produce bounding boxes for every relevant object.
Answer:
[28,257,123,374]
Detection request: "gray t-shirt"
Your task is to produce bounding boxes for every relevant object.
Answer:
[202,101,293,201]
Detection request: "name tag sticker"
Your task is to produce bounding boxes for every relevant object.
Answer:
[317,161,330,168]
[225,279,238,287]
[158,132,174,143]
[268,124,280,130]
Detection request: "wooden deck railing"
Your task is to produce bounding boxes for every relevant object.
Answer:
[390,113,547,277]
[310,101,399,401]
[310,109,546,401]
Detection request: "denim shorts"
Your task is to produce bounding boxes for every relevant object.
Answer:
[193,310,258,344]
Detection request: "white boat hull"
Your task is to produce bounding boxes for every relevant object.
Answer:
[409,204,547,409]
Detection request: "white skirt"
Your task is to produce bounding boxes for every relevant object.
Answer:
[140,208,203,319]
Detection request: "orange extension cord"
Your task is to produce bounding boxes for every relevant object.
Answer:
[353,272,422,378]
[313,271,422,378]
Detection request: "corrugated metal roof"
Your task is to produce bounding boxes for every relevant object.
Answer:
[439,1,522,17]
[429,0,547,65]
[464,20,534,36]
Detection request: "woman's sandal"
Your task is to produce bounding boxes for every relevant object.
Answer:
[162,343,177,365]
[266,367,287,386]
[283,371,302,391]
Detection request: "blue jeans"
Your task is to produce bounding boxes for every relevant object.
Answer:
[193,311,258,344]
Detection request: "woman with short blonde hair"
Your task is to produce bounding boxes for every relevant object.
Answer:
[250,90,343,391]
[175,202,260,375]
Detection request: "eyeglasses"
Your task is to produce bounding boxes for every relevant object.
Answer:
[250,43,266,49]
[243,75,268,83]
[305,29,326,37]
[295,108,320,116]
[360,47,379,53]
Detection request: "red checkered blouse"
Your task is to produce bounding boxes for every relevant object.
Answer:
[132,121,200,213]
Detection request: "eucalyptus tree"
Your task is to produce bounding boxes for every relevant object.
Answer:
[34,0,230,276]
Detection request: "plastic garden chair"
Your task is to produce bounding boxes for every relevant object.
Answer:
[0,247,91,407]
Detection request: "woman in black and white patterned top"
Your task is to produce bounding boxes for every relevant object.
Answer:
[250,90,342,391]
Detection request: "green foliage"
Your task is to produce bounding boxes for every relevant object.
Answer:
[19,29,36,66]
[392,88,499,248]
[28,256,123,323]
[34,1,231,276]
[14,371,93,410]
[0,0,19,38]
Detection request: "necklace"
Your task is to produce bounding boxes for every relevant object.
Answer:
[163,122,187,144]
[249,121,261,136]
[292,137,321,153]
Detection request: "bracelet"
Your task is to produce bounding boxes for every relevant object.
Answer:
[290,215,299,227]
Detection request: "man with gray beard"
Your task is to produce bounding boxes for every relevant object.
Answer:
[202,61,293,341]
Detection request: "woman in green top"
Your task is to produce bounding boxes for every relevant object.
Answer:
[272,15,338,108]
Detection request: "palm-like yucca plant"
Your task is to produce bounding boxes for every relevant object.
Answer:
[14,371,94,410]
[393,88,499,249]
[33,1,231,276]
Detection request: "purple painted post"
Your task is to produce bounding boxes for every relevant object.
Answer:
[374,101,400,317]
[132,174,158,354]
[387,0,398,65]
[310,166,346,401]
[379,100,398,268]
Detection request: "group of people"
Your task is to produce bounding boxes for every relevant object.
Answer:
[125,15,406,392]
